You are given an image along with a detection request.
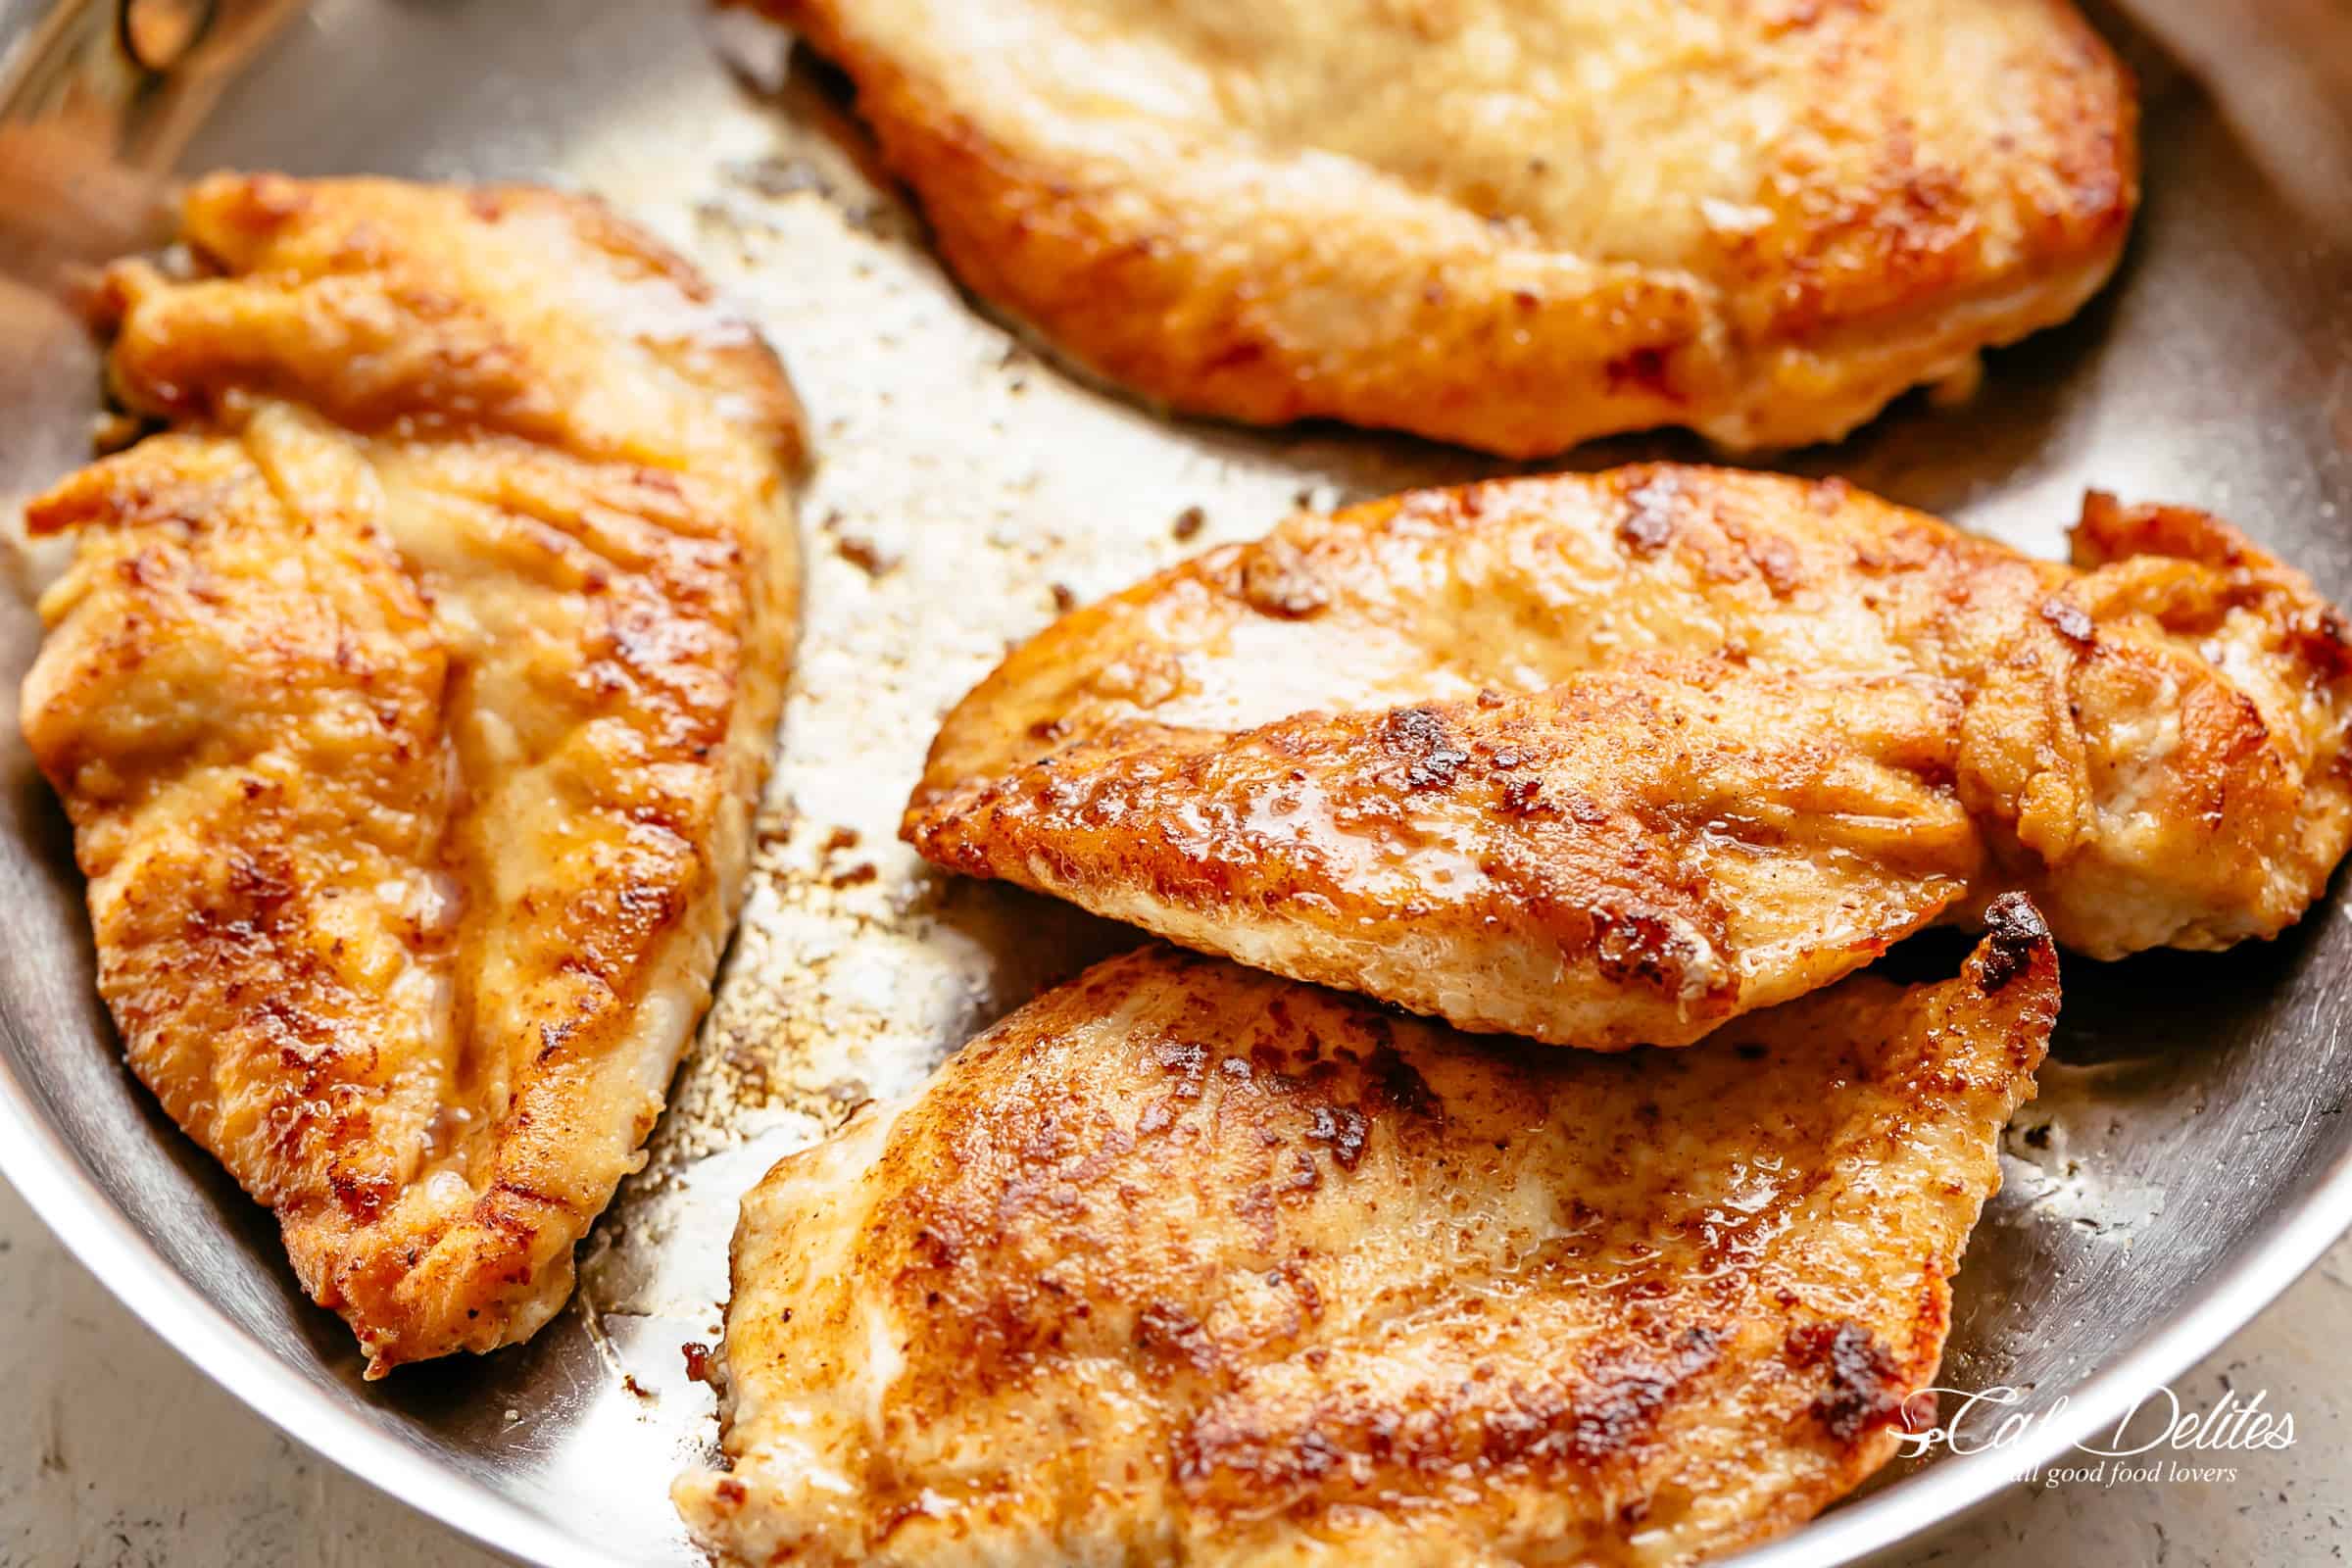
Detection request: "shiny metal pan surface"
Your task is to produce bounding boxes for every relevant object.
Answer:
[0,2,2347,1563]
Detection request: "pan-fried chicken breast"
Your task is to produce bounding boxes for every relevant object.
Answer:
[676,906,2058,1567]
[757,0,2135,456]
[907,467,2352,1046]
[18,174,804,1374]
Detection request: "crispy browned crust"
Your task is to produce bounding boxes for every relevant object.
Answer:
[760,0,2134,456]
[906,466,2352,1043]
[19,174,805,1374]
[677,914,2058,1566]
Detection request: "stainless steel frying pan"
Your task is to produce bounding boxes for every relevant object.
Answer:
[2,2,2348,1563]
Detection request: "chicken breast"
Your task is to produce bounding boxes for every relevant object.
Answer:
[676,905,2058,1567]
[906,467,2352,1046]
[756,0,2135,456]
[18,174,804,1374]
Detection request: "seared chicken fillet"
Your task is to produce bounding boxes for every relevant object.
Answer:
[19,174,805,1374]
[758,0,2135,456]
[677,906,2058,1567]
[907,467,2352,1047]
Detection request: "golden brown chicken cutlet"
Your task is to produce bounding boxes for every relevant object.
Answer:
[19,173,804,1374]
[907,467,2352,1048]
[756,0,2135,455]
[677,910,2058,1566]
